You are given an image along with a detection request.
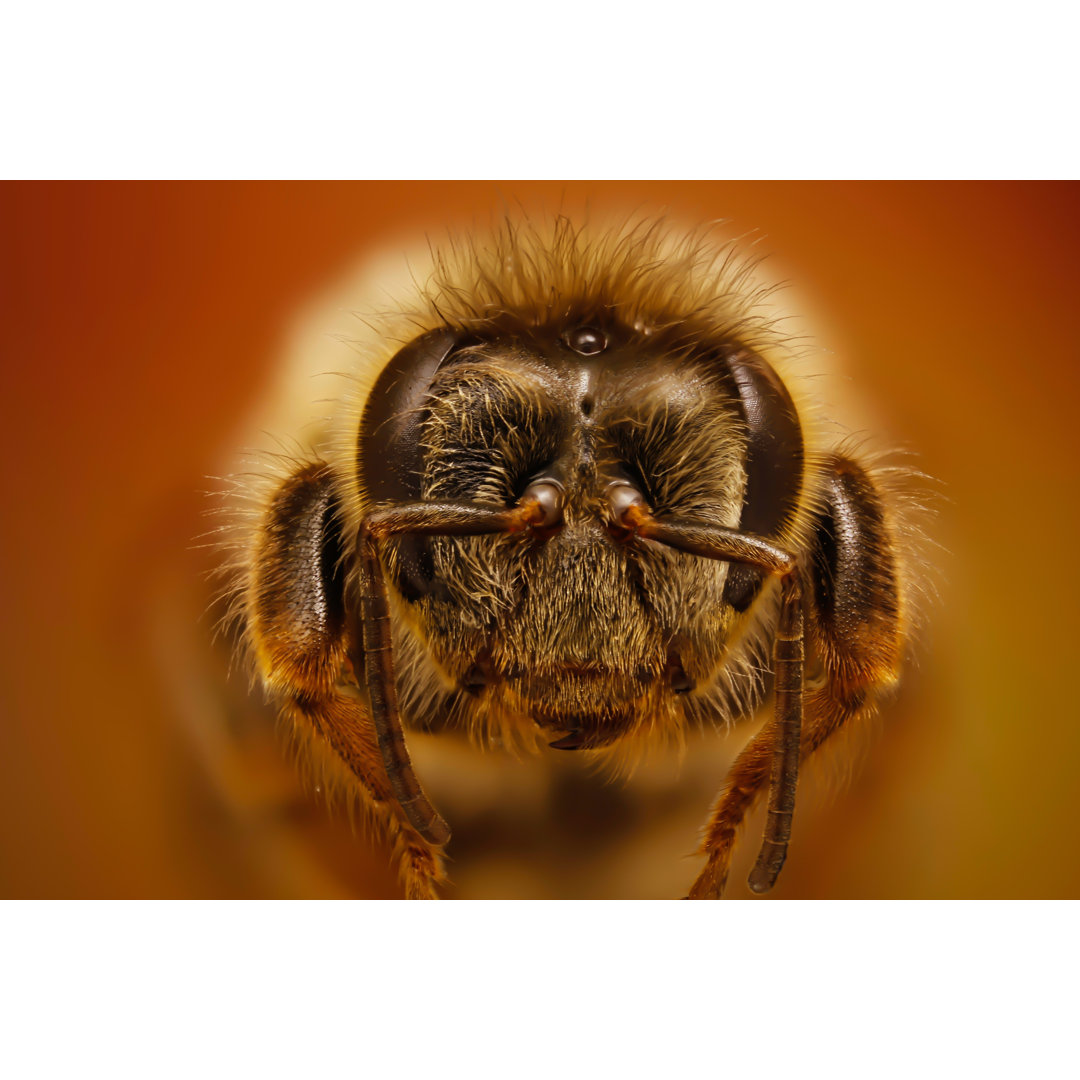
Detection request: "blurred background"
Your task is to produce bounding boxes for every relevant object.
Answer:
[1,180,1077,899]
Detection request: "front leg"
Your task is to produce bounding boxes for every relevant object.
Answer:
[687,568,804,900]
[688,452,906,898]
[246,462,446,899]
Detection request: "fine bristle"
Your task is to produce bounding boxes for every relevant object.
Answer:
[413,215,783,347]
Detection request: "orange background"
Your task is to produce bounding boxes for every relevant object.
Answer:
[2,181,1077,898]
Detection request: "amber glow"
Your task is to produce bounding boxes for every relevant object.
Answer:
[1,181,1077,898]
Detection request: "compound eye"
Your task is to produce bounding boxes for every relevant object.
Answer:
[520,479,565,528]
[607,481,648,528]
[566,326,607,356]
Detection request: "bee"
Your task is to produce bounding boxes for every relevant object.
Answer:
[232,215,917,899]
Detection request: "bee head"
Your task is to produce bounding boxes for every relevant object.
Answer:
[357,308,803,749]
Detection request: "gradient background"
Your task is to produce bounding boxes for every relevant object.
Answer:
[1,181,1077,899]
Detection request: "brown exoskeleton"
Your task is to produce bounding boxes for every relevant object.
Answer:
[235,217,914,898]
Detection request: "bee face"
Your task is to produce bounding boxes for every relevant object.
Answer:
[362,318,768,750]
[239,217,913,898]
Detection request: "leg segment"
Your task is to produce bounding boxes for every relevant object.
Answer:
[247,462,447,898]
[747,569,805,893]
[617,501,806,897]
[687,452,905,898]
[684,568,805,900]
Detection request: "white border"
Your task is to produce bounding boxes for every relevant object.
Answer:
[3,4,1077,178]
[1,901,1074,1077]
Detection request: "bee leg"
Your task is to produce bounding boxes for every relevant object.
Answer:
[747,568,805,893]
[686,723,781,900]
[688,452,904,898]
[248,463,446,899]
[687,568,803,901]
